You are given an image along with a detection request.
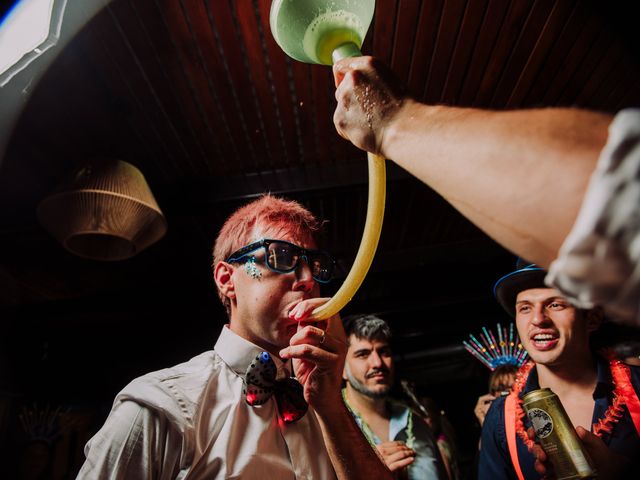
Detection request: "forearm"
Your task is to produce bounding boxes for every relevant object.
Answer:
[383,103,612,267]
[315,402,393,480]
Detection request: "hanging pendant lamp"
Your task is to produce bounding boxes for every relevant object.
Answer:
[37,159,167,261]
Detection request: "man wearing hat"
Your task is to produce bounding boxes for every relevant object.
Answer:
[478,260,640,479]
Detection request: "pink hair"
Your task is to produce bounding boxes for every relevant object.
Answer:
[212,194,323,313]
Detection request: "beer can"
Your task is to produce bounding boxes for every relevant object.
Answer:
[522,388,596,479]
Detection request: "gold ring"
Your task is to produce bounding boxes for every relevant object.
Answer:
[320,331,326,344]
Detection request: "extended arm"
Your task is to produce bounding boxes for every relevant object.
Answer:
[333,56,612,268]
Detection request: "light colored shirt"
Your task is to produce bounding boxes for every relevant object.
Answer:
[547,109,640,326]
[77,325,336,479]
[344,396,446,480]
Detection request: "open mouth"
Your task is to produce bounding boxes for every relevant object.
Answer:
[531,333,559,350]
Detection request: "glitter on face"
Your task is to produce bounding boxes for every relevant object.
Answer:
[244,256,262,279]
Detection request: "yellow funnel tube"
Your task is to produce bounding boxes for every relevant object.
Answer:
[311,43,386,320]
[312,152,385,319]
[269,0,385,320]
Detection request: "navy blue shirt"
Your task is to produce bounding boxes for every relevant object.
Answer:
[478,357,640,479]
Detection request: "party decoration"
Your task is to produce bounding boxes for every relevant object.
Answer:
[244,352,308,424]
[463,323,528,371]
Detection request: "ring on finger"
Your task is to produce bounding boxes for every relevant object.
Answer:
[319,330,326,344]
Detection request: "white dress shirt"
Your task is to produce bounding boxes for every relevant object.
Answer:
[77,325,337,479]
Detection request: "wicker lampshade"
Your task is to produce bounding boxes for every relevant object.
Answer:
[37,159,167,261]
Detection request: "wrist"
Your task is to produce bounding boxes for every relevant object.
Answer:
[313,392,349,420]
[379,98,423,159]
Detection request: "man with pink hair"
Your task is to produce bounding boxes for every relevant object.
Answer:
[78,195,391,479]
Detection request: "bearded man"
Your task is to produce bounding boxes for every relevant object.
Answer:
[342,314,446,479]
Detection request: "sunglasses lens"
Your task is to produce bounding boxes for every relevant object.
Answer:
[309,253,333,282]
[266,241,333,282]
[267,242,299,271]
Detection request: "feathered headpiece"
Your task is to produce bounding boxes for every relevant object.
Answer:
[463,323,528,371]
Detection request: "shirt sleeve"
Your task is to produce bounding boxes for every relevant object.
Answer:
[478,398,516,480]
[546,109,640,326]
[76,400,183,480]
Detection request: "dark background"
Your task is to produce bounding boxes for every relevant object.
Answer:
[2,0,640,478]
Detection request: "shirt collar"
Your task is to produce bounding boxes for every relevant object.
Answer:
[214,325,291,378]
[342,393,410,444]
[388,401,410,440]
[593,354,614,398]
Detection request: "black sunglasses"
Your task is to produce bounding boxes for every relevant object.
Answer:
[226,238,335,283]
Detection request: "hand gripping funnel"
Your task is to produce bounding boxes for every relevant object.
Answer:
[270,0,375,65]
[270,0,385,320]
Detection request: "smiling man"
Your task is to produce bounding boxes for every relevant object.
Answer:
[77,195,392,480]
[478,261,640,479]
[342,314,446,480]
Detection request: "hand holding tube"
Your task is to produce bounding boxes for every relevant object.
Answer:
[333,56,410,156]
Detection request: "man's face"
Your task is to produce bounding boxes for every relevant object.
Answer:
[515,288,593,367]
[226,226,321,353]
[343,335,394,398]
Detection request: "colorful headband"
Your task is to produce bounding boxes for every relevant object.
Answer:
[463,323,528,371]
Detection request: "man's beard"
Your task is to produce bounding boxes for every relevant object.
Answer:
[345,364,392,399]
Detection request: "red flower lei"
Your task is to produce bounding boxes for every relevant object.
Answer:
[511,355,632,451]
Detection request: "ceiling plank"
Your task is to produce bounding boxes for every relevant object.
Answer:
[473,0,535,106]
[207,0,269,171]
[458,0,510,105]
[505,0,578,107]
[490,0,557,107]
[180,0,255,173]
[423,0,466,103]
[391,0,422,82]
[407,0,443,98]
[106,0,212,175]
[540,12,605,105]
[235,0,287,168]
[372,0,398,66]
[440,0,489,104]
[257,0,304,169]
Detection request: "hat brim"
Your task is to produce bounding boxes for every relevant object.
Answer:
[494,267,547,316]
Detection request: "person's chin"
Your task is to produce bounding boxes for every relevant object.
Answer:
[369,384,391,396]
[529,350,561,366]
[258,329,290,353]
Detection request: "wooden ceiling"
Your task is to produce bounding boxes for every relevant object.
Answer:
[1,0,640,404]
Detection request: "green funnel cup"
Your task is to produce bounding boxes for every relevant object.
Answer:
[270,0,375,65]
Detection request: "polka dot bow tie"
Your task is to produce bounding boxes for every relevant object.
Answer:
[243,351,308,423]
